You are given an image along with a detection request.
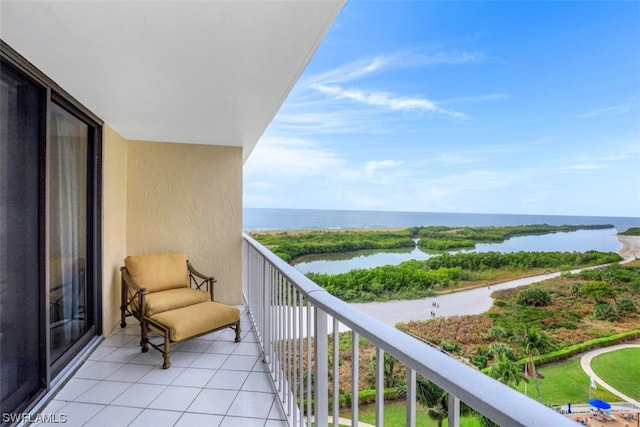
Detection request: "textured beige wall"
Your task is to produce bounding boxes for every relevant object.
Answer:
[126,140,243,305]
[102,125,128,334]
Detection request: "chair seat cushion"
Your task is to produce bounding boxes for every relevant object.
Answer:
[149,301,240,342]
[144,288,211,316]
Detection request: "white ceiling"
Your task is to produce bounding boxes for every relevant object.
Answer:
[1,0,344,161]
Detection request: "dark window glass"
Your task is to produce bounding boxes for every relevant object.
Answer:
[0,61,43,416]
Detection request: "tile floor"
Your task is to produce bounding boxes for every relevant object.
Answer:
[35,306,288,427]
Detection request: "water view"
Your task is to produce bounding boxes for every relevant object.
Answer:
[293,228,623,274]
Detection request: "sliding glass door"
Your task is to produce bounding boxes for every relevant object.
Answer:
[0,56,44,420]
[1,46,102,419]
[49,102,90,364]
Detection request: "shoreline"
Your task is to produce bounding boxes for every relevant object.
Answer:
[249,227,640,261]
[617,235,640,261]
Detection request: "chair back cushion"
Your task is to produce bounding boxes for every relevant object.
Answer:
[124,252,189,293]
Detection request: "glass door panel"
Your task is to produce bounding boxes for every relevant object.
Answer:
[0,62,43,416]
[48,102,89,363]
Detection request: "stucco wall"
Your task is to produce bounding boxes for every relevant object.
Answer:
[102,125,128,334]
[126,140,243,305]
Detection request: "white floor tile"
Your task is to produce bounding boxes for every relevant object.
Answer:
[87,345,117,361]
[101,334,138,348]
[164,351,200,367]
[84,405,142,426]
[220,355,258,371]
[75,361,124,380]
[138,366,185,385]
[204,340,238,354]
[241,371,275,393]
[128,409,182,426]
[171,368,216,388]
[73,381,131,405]
[147,385,201,412]
[100,347,143,364]
[189,353,229,369]
[206,369,249,391]
[106,363,154,382]
[226,391,275,419]
[264,421,289,427]
[187,389,237,415]
[174,412,223,427]
[40,402,104,426]
[53,378,100,402]
[109,383,166,408]
[232,341,261,356]
[219,415,266,427]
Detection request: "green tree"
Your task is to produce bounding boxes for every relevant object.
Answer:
[518,326,553,403]
[416,376,448,427]
[488,354,527,389]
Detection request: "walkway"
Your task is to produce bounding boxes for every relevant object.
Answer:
[580,344,640,407]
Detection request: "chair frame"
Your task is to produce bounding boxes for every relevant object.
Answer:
[120,260,241,368]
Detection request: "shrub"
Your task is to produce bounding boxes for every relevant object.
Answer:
[470,354,488,369]
[441,341,462,354]
[593,302,618,321]
[570,282,583,294]
[580,281,616,302]
[516,288,551,307]
[617,299,637,315]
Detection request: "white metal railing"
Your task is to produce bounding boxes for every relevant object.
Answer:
[242,233,576,427]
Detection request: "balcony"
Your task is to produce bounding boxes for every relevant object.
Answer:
[32,235,575,426]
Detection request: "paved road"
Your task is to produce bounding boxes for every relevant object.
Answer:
[580,344,640,407]
[350,261,626,327]
[350,271,565,326]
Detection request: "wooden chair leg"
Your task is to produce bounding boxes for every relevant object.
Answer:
[140,321,149,352]
[234,321,241,343]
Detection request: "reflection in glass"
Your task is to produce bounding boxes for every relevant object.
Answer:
[49,103,88,363]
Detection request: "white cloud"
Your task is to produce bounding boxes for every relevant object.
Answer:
[243,136,344,176]
[311,84,467,118]
[576,105,633,118]
[364,160,404,173]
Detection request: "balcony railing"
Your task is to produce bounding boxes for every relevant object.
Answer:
[242,233,575,427]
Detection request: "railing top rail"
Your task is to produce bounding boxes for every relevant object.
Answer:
[243,233,576,426]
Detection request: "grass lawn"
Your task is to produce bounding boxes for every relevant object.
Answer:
[591,347,640,401]
[343,401,483,427]
[515,358,619,406]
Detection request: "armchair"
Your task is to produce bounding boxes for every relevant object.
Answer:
[120,252,240,368]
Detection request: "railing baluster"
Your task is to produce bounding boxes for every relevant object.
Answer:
[314,308,328,427]
[351,330,359,427]
[333,317,340,427]
[406,368,416,427]
[298,291,304,427]
[306,301,312,424]
[375,347,384,427]
[449,393,461,427]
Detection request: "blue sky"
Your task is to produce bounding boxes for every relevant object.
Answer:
[243,1,640,218]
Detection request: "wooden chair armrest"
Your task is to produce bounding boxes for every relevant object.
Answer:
[187,261,215,282]
[120,266,147,294]
[187,260,217,299]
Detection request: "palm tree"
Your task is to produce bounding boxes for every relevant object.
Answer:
[416,375,448,427]
[519,326,553,403]
[488,354,527,389]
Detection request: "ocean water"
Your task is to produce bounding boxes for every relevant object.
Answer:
[244,207,639,234]
[244,208,640,274]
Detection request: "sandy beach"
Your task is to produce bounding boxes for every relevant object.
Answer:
[618,235,640,262]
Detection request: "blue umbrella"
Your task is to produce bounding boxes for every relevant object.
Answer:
[588,398,611,410]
